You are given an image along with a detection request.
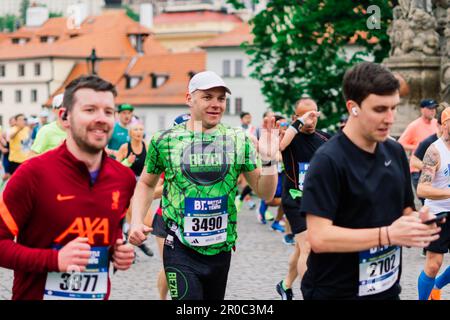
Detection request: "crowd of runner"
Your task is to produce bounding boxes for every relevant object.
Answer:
[0,61,448,300]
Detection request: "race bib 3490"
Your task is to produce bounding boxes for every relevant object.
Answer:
[183,196,228,246]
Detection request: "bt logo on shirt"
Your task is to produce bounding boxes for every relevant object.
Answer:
[54,217,110,245]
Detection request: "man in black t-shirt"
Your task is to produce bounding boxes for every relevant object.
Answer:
[300,62,441,300]
[275,98,329,300]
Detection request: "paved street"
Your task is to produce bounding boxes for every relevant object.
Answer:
[0,203,448,300]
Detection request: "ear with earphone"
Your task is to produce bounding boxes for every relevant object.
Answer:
[61,109,68,121]
[351,107,358,116]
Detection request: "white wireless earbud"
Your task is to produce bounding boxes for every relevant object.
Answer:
[351,107,358,116]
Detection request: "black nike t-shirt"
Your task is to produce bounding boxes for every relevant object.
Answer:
[281,130,330,209]
[300,132,415,300]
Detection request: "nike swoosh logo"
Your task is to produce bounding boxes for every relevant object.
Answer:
[57,194,75,201]
[384,160,392,167]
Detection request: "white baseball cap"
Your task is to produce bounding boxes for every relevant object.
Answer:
[188,71,231,94]
[52,93,64,109]
[39,109,49,118]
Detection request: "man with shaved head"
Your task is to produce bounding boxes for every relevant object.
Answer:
[276,98,330,300]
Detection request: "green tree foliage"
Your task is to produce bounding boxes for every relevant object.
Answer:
[19,0,30,25]
[49,12,63,18]
[228,0,393,130]
[0,15,18,32]
[124,5,140,22]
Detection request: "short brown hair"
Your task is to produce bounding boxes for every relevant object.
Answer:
[63,75,117,113]
[343,62,399,106]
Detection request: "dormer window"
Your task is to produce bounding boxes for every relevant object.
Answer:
[126,75,142,89]
[150,73,169,89]
[12,38,29,45]
[40,36,58,43]
[128,34,147,54]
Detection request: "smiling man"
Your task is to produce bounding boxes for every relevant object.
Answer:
[129,71,278,300]
[0,75,136,300]
[300,62,441,300]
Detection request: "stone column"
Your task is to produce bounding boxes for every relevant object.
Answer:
[384,5,442,137]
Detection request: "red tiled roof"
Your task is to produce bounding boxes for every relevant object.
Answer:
[0,11,163,60]
[8,28,34,39]
[154,10,242,24]
[0,33,8,44]
[46,51,206,107]
[126,24,151,35]
[143,36,169,55]
[116,51,206,105]
[44,59,131,106]
[201,23,252,48]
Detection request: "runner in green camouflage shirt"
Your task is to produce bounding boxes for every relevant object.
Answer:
[145,122,256,255]
[129,71,278,300]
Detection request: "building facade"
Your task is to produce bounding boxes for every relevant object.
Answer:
[201,23,270,128]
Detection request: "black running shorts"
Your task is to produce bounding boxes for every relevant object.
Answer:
[163,235,231,300]
[151,214,168,238]
[426,216,450,254]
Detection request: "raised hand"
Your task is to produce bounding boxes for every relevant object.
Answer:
[258,116,279,162]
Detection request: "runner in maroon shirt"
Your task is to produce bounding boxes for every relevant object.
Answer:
[0,75,136,300]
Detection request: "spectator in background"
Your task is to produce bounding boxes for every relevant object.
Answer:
[107,104,134,159]
[398,99,438,192]
[1,117,16,182]
[8,114,31,175]
[31,110,50,140]
[240,111,257,137]
[29,94,67,157]
[410,106,446,204]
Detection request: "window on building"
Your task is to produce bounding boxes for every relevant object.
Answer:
[225,99,230,115]
[235,98,243,115]
[34,63,41,76]
[15,90,22,103]
[158,114,166,130]
[125,76,141,89]
[223,60,230,77]
[18,64,25,77]
[12,38,29,45]
[235,59,243,77]
[0,65,5,77]
[0,90,3,103]
[40,36,48,43]
[150,73,169,89]
[31,89,38,102]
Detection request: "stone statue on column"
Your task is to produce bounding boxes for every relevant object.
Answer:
[384,0,445,137]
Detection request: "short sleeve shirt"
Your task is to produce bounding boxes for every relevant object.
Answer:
[281,130,330,208]
[31,121,67,154]
[107,122,129,151]
[145,123,257,255]
[9,126,31,163]
[413,133,438,161]
[300,132,414,299]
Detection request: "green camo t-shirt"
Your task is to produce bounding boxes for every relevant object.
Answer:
[146,123,257,255]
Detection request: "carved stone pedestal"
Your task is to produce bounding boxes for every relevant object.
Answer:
[384,55,441,137]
